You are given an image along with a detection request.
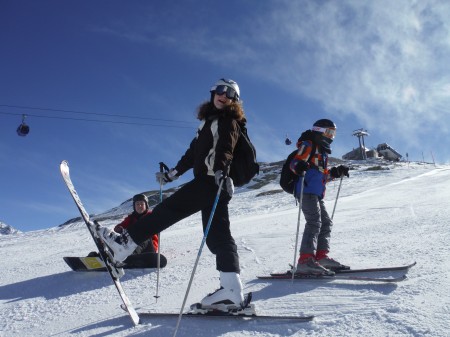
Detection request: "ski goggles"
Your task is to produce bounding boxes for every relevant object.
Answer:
[312,126,336,139]
[212,85,239,101]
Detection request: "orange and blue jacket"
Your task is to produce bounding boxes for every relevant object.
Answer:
[289,140,331,199]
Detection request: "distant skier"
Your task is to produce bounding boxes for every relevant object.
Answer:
[98,78,247,311]
[88,194,157,257]
[289,119,350,275]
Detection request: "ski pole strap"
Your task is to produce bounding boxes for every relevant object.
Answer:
[223,159,232,178]
[159,162,170,173]
[217,160,231,190]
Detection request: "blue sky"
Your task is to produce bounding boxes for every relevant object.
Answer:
[2,0,450,232]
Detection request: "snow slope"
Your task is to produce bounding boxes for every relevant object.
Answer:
[1,161,449,337]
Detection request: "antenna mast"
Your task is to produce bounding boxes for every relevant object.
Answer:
[352,128,369,160]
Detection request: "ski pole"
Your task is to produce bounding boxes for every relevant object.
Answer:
[291,174,305,282]
[154,162,170,302]
[172,167,228,337]
[331,175,344,220]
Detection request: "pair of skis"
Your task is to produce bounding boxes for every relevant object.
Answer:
[257,262,416,283]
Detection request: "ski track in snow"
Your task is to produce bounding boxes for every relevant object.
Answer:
[1,161,450,336]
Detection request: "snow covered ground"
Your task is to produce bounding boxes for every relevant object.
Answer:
[1,160,449,337]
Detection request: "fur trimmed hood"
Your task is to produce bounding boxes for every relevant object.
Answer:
[197,101,246,124]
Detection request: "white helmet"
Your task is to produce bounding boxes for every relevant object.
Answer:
[210,78,240,101]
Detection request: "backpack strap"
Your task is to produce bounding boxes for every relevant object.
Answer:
[306,141,316,165]
[307,141,328,170]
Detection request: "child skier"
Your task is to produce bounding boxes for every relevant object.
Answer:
[289,119,350,275]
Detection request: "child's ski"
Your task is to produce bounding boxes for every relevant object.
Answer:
[333,261,416,274]
[258,273,407,283]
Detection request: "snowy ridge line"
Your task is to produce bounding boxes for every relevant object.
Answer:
[341,167,443,201]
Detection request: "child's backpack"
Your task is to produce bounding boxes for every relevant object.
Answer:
[279,150,300,194]
[229,124,259,187]
[279,142,316,194]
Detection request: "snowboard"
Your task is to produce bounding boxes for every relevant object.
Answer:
[64,252,167,272]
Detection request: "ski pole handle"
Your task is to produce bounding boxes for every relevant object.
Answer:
[224,159,231,175]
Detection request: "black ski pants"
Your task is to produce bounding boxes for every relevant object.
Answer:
[127,175,240,273]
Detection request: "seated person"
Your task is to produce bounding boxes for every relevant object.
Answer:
[89,194,158,257]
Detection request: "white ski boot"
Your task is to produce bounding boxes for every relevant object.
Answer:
[97,225,137,263]
[200,272,245,311]
[191,292,256,316]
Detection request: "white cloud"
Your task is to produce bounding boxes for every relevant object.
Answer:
[94,0,450,158]
[242,1,450,144]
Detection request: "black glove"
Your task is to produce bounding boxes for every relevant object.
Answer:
[294,160,309,175]
[330,165,350,178]
[214,170,234,197]
[155,168,179,185]
[114,225,124,233]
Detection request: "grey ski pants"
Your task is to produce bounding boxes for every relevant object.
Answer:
[299,193,333,255]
